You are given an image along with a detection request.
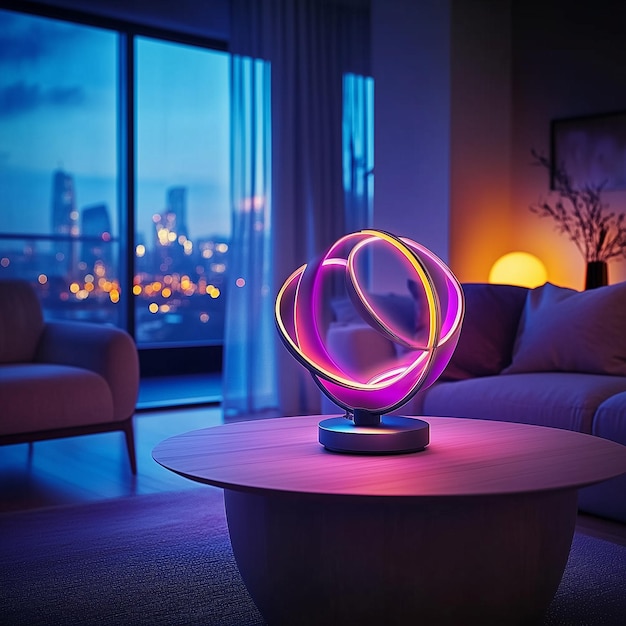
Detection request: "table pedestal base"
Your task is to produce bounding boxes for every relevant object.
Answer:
[225,488,577,626]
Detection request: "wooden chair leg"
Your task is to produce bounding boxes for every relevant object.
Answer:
[123,418,137,475]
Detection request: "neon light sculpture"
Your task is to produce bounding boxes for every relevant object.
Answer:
[275,230,465,453]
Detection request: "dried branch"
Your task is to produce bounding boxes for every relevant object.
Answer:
[529,149,626,262]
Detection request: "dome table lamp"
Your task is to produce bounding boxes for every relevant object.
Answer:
[275,229,465,454]
[489,251,548,288]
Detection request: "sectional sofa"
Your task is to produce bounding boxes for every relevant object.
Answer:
[323,281,626,524]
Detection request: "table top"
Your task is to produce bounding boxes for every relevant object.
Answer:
[152,415,626,498]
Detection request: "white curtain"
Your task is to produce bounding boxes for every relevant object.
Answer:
[222,55,276,419]
[224,0,371,418]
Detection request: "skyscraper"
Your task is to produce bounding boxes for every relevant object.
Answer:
[166,186,188,238]
[153,186,189,270]
[51,169,78,276]
[81,203,112,269]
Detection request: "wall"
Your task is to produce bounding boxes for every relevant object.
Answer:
[371,0,513,289]
[449,0,512,282]
[370,0,451,294]
[510,0,626,290]
[374,0,626,290]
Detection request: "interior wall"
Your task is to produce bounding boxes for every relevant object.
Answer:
[449,0,513,283]
[370,0,451,294]
[371,0,514,290]
[510,0,626,289]
[373,0,626,290]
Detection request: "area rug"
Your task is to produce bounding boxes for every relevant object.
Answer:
[1,488,625,625]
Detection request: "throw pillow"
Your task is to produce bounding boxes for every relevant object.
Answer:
[501,281,626,376]
[437,283,528,380]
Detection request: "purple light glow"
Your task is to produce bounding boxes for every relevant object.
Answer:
[275,230,465,415]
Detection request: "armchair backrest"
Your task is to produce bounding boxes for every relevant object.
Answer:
[0,279,45,364]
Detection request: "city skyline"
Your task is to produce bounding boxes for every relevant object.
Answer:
[2,164,231,242]
[0,8,232,242]
[0,163,231,346]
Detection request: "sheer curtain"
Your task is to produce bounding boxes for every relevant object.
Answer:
[224,0,371,418]
[222,55,276,419]
[343,72,375,285]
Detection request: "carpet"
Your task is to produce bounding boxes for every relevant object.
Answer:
[1,488,625,626]
[0,488,264,626]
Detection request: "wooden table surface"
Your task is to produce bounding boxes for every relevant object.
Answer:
[152,415,626,498]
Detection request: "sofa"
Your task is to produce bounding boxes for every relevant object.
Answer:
[0,279,140,473]
[323,280,626,524]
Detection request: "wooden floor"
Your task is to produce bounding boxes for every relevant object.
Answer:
[0,405,223,513]
[1,401,626,548]
[136,372,222,411]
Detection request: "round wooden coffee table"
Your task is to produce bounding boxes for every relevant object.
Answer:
[153,416,626,626]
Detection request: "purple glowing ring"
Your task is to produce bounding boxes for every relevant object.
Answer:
[275,230,465,415]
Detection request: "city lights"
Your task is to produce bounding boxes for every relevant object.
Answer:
[1,10,240,346]
[1,168,231,344]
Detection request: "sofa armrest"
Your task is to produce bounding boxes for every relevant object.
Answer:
[36,321,139,421]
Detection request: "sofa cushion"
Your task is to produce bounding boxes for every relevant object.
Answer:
[421,372,626,433]
[0,280,45,364]
[590,391,626,445]
[578,391,626,521]
[502,281,626,376]
[436,283,527,380]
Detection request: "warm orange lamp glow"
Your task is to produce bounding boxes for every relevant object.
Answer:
[489,252,548,288]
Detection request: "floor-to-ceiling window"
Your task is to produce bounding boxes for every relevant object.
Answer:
[135,38,230,347]
[0,9,122,325]
[0,6,230,368]
[1,4,374,387]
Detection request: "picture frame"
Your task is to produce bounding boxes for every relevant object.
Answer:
[550,110,626,191]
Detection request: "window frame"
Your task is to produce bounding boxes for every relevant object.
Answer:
[0,0,229,376]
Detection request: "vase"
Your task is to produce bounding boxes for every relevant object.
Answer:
[585,261,608,290]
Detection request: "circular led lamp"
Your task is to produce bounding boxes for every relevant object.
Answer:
[275,230,465,454]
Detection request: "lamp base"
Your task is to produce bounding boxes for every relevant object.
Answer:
[318,415,429,454]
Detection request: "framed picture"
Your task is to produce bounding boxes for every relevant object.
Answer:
[550,110,626,191]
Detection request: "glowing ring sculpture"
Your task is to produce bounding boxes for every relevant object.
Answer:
[275,229,465,453]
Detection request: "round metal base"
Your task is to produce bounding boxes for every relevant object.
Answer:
[318,416,430,454]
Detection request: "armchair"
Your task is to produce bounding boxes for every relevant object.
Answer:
[0,279,140,473]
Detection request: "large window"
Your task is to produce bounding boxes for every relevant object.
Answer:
[0,5,374,369]
[0,10,121,325]
[135,38,230,346]
[0,7,231,351]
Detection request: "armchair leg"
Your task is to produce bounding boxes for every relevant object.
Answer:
[122,418,137,475]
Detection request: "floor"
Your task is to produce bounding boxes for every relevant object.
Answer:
[1,378,626,548]
[0,405,223,513]
[0,374,224,513]
[136,372,222,410]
